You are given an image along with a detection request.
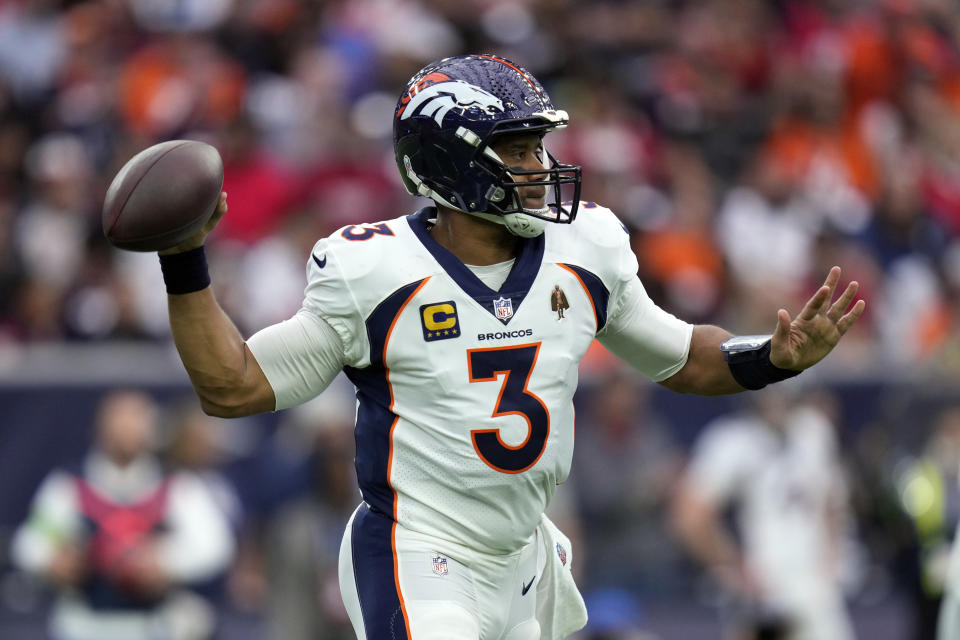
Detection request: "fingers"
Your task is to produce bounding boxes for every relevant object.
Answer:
[827,280,859,322]
[205,192,228,232]
[817,266,841,314]
[822,266,841,297]
[836,299,866,335]
[769,309,794,368]
[773,308,791,340]
[799,285,832,321]
[800,267,851,321]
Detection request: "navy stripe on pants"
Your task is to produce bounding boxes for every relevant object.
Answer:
[352,504,409,639]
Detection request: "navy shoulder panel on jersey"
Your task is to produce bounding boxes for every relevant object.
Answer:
[557,263,610,331]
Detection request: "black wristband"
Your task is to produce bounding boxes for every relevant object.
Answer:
[723,339,800,391]
[158,246,211,295]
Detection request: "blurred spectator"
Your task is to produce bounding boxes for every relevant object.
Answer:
[127,0,234,34]
[215,116,307,246]
[0,192,24,339]
[898,406,960,640]
[672,386,854,640]
[939,410,960,640]
[0,1,66,104]
[572,370,685,599]
[117,34,245,139]
[714,146,820,330]
[244,376,357,640]
[845,412,916,614]
[10,390,235,640]
[13,134,96,338]
[162,397,244,533]
[633,141,726,323]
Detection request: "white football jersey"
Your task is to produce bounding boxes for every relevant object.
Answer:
[273,204,690,553]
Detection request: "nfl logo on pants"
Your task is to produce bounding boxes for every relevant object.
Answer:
[432,555,448,576]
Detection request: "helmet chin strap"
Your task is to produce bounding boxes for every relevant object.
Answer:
[465,209,546,238]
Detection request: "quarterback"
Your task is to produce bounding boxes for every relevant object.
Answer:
[156,55,865,640]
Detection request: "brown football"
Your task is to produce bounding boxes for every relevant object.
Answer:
[102,140,223,252]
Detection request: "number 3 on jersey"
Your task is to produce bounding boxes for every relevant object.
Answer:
[467,343,550,474]
[341,223,394,241]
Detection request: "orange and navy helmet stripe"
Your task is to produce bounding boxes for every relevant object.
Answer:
[478,54,542,94]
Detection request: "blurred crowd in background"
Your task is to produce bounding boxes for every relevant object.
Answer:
[2,0,960,370]
[4,0,960,638]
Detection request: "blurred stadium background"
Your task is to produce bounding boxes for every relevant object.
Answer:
[1,0,960,638]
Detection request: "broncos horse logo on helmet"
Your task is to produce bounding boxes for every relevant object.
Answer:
[393,54,582,238]
[400,79,505,126]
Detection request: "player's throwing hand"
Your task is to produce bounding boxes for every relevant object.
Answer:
[158,192,228,257]
[769,266,866,371]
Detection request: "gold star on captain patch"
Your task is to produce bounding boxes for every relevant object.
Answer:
[452,328,458,334]
[426,332,433,338]
[443,330,450,335]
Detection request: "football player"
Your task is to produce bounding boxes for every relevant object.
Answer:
[155,54,865,640]
[672,388,855,640]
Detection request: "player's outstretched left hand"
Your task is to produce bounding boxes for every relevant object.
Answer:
[769,266,866,371]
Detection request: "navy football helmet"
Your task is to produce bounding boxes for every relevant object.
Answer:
[393,54,581,237]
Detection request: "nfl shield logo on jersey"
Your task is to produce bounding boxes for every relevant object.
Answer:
[556,542,567,567]
[432,555,449,576]
[493,296,514,321]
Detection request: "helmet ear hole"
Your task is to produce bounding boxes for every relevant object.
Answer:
[395,136,422,195]
[426,141,459,182]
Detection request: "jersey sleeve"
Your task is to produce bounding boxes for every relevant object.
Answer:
[246,310,347,411]
[246,237,369,411]
[593,211,692,380]
[300,237,369,366]
[598,277,692,381]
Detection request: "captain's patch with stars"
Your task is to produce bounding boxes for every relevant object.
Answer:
[420,301,461,342]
